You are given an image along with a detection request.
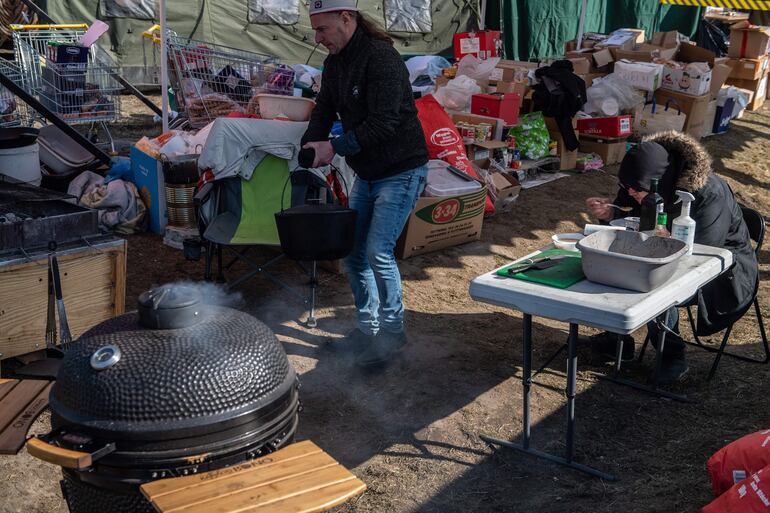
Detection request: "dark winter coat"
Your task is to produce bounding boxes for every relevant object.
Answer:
[301,27,428,181]
[612,131,758,336]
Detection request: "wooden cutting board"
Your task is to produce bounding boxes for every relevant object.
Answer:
[141,440,366,513]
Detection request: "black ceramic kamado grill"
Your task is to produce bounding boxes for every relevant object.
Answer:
[27,284,300,513]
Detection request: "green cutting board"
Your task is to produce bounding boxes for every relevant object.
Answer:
[497,249,585,289]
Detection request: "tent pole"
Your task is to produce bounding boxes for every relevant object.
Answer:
[480,0,487,31]
[576,0,588,50]
[160,0,170,134]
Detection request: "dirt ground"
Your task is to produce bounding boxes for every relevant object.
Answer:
[1,94,769,513]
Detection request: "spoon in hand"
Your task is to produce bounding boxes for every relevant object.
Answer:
[607,204,634,212]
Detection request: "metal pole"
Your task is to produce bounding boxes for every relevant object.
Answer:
[576,0,588,50]
[480,0,487,31]
[160,0,170,134]
[565,323,579,463]
[522,314,532,449]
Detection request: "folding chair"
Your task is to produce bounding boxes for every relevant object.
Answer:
[639,205,768,380]
[198,155,330,327]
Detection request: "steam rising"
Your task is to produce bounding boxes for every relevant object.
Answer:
[151,280,244,309]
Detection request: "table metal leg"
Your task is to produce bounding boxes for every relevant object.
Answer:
[481,318,615,481]
[565,324,578,464]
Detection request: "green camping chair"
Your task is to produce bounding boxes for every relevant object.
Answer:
[199,154,327,327]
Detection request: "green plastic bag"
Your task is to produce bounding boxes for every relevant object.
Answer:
[509,112,550,160]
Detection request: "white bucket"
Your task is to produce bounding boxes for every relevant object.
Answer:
[0,142,41,186]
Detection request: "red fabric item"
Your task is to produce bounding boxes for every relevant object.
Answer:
[741,31,749,59]
[226,112,260,119]
[702,466,770,513]
[709,430,770,497]
[326,171,348,207]
[414,95,495,216]
[198,169,215,189]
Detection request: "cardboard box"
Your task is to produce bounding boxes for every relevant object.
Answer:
[489,171,522,212]
[490,59,539,83]
[544,117,578,170]
[465,140,508,161]
[471,93,522,125]
[565,48,614,73]
[728,56,770,81]
[581,72,608,88]
[495,80,529,98]
[130,146,168,234]
[576,115,633,138]
[614,60,664,92]
[395,186,487,259]
[651,89,712,137]
[564,32,608,52]
[451,112,505,141]
[578,139,628,165]
[651,31,682,48]
[598,29,644,50]
[454,31,501,61]
[728,24,770,59]
[726,74,768,111]
[702,100,718,137]
[662,65,712,96]
[612,44,678,63]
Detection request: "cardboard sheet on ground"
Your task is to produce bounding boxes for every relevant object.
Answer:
[497,249,585,289]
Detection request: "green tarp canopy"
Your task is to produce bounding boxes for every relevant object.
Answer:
[486,0,702,61]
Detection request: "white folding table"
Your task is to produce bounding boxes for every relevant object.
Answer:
[469,244,733,480]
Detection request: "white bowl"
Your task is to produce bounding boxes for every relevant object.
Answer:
[552,232,585,251]
[609,219,626,227]
[256,94,316,121]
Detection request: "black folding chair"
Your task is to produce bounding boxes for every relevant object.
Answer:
[639,205,768,380]
[686,206,768,380]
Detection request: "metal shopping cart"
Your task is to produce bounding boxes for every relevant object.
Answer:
[0,59,30,128]
[142,25,294,128]
[11,24,123,150]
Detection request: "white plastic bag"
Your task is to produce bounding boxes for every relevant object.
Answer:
[433,75,481,111]
[584,74,645,117]
[456,54,501,82]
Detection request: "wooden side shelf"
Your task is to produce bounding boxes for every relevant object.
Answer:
[141,440,366,513]
[0,379,52,455]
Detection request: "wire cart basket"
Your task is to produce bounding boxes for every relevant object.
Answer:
[11,24,123,149]
[142,25,295,128]
[0,59,30,128]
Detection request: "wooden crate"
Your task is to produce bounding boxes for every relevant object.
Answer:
[0,238,126,360]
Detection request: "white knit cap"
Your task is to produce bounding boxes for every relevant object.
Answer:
[308,0,359,16]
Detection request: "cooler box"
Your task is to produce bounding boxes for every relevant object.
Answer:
[424,160,482,197]
[471,93,521,126]
[130,146,168,234]
[453,31,501,61]
[576,115,633,138]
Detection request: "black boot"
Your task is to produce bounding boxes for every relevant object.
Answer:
[356,330,407,367]
[652,352,689,386]
[326,328,373,354]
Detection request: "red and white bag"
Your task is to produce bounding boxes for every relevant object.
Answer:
[415,95,495,216]
[702,465,770,513]
[709,430,770,497]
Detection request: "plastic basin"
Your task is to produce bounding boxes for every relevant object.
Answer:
[256,94,315,121]
[576,230,688,292]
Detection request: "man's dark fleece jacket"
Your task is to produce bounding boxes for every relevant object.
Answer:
[301,26,428,181]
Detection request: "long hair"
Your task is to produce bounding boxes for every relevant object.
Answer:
[354,11,393,44]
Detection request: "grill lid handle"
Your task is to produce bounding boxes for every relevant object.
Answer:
[27,437,94,470]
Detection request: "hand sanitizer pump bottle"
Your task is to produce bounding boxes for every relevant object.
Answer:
[672,191,696,255]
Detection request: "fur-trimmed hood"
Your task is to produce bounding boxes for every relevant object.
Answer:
[643,131,712,192]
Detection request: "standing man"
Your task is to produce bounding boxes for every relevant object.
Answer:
[301,0,429,366]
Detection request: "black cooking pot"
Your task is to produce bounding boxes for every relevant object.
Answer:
[160,153,200,185]
[0,126,39,149]
[28,284,299,513]
[275,164,356,261]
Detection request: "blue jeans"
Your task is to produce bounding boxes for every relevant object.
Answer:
[344,165,428,336]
